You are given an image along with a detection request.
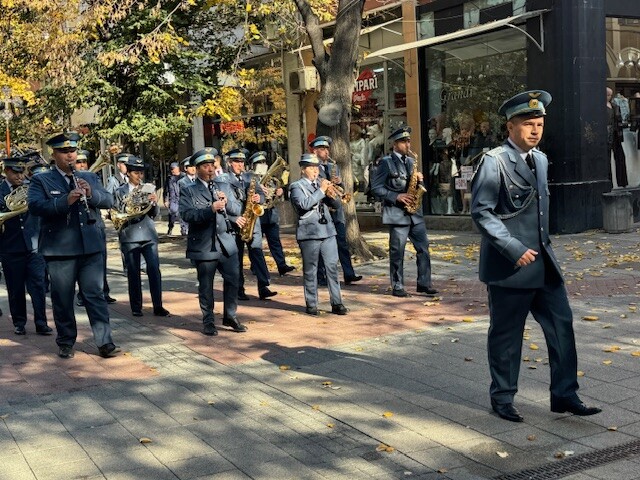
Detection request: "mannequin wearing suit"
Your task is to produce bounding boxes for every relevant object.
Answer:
[179,148,247,336]
[0,157,52,336]
[471,90,601,422]
[371,126,437,297]
[27,132,118,359]
[226,149,276,301]
[289,153,348,316]
[114,155,170,317]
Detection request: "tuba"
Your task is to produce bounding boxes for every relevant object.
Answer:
[239,177,265,243]
[110,183,155,232]
[260,154,289,209]
[0,184,29,231]
[404,149,427,214]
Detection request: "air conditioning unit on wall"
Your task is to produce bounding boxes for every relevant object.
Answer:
[289,67,319,94]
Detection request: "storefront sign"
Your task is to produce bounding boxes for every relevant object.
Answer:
[353,69,379,105]
[220,121,245,134]
[440,86,474,105]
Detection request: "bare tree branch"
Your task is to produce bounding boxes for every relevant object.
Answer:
[292,0,329,81]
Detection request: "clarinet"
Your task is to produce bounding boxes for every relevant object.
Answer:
[208,180,232,232]
[68,163,96,225]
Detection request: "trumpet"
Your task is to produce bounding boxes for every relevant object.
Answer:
[325,181,352,204]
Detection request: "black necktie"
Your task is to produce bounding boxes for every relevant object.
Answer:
[324,164,331,178]
[401,155,406,164]
[66,174,74,190]
[312,181,318,191]
[525,153,535,172]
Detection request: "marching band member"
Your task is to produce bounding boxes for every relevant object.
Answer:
[0,155,52,336]
[289,153,348,316]
[177,156,197,236]
[27,132,118,359]
[226,149,276,301]
[249,151,295,276]
[310,136,362,285]
[114,154,170,317]
[179,147,247,335]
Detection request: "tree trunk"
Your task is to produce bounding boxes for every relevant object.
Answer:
[294,0,384,261]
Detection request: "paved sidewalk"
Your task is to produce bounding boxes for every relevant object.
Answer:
[1,222,640,479]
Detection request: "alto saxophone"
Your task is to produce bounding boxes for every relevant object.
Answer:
[404,149,427,214]
[239,177,265,242]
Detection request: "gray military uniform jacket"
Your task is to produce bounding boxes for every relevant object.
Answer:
[114,183,159,251]
[370,152,423,225]
[470,142,562,288]
[179,177,241,261]
[318,160,346,224]
[289,178,341,241]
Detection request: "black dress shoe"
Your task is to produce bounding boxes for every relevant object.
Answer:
[153,307,171,317]
[392,289,409,298]
[344,275,363,285]
[305,307,318,316]
[331,304,349,315]
[491,399,524,422]
[223,317,248,332]
[76,296,85,307]
[14,326,26,335]
[132,311,143,317]
[551,397,602,416]
[259,288,277,300]
[203,323,218,336]
[278,265,295,276]
[238,291,250,301]
[105,295,117,304]
[417,285,439,295]
[98,343,120,358]
[35,325,53,335]
[58,345,74,359]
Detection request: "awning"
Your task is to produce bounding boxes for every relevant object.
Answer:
[290,18,402,54]
[366,9,549,60]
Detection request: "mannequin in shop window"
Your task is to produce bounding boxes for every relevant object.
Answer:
[349,124,367,192]
[607,87,628,188]
[429,142,457,215]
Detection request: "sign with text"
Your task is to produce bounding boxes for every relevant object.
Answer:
[352,69,379,105]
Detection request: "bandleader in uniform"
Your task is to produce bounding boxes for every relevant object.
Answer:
[179,148,247,335]
[114,154,170,317]
[0,155,52,336]
[371,126,437,297]
[471,90,601,422]
[27,132,118,359]
[289,153,348,316]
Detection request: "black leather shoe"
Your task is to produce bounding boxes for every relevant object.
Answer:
[417,285,438,295]
[223,317,248,332]
[76,296,85,307]
[331,304,349,315]
[58,345,74,359]
[35,325,53,335]
[392,289,409,298]
[132,311,143,317]
[153,307,171,317]
[203,323,218,336]
[491,399,524,422]
[278,265,295,276]
[259,288,277,300]
[551,397,602,416]
[105,295,117,304]
[14,326,26,335]
[98,343,120,358]
[305,307,318,316]
[344,275,363,285]
[238,291,250,301]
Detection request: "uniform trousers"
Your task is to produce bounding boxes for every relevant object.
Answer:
[46,252,113,348]
[235,236,270,292]
[388,221,432,291]
[261,221,287,269]
[167,204,180,232]
[1,252,48,329]
[318,220,355,282]
[195,254,239,325]
[299,236,342,309]
[123,241,162,312]
[487,280,579,404]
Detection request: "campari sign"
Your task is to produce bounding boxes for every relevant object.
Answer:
[352,69,379,105]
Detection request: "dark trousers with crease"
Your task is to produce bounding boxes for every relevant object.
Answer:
[235,236,270,293]
[389,221,432,291]
[196,254,239,325]
[1,252,48,329]
[261,221,287,269]
[123,241,163,313]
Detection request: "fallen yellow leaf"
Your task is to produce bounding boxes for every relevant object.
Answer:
[322,381,333,386]
[529,344,539,350]
[382,411,394,418]
[311,405,320,410]
[139,437,152,444]
[608,426,618,431]
[279,365,290,371]
[577,371,585,377]
[437,468,448,474]
[496,451,509,458]
[602,360,613,365]
[631,351,640,357]
[527,435,536,441]
[326,423,334,428]
[582,316,599,321]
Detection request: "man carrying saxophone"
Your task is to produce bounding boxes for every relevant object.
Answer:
[226,148,277,301]
[371,126,437,298]
[113,154,170,318]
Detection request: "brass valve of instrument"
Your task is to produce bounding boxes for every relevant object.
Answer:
[325,181,351,203]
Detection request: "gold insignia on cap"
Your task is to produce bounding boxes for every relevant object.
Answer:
[528,99,539,109]
[529,92,541,98]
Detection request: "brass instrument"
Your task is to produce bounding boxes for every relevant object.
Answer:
[325,181,352,204]
[405,149,427,214]
[239,177,265,242]
[260,154,289,209]
[0,184,29,231]
[110,183,155,232]
[89,153,112,174]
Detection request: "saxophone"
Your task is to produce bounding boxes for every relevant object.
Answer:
[260,154,289,209]
[110,183,155,232]
[404,149,427,214]
[0,184,29,231]
[239,177,265,242]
